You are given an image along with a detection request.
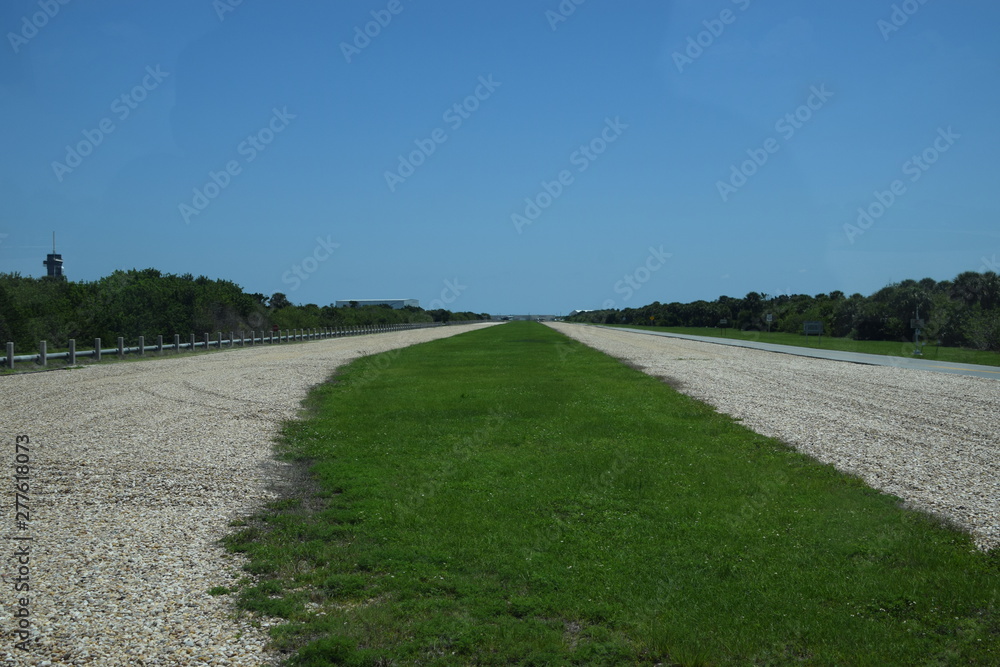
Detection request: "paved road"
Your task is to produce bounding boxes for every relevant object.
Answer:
[602,326,1000,380]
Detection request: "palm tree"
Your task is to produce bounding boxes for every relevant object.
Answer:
[949,271,985,307]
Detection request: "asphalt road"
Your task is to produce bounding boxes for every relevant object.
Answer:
[603,327,1000,380]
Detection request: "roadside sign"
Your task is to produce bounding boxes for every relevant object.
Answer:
[804,321,823,346]
[911,308,924,355]
[765,313,773,322]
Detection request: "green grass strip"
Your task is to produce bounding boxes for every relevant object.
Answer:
[602,324,1000,367]
[225,321,1000,665]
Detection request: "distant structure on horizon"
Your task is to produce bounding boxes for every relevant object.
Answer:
[43,232,64,279]
[335,299,419,309]
[493,314,558,321]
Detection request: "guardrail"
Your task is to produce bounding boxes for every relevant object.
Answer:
[4,321,480,369]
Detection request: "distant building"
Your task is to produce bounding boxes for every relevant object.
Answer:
[335,299,419,309]
[496,314,558,321]
[43,233,64,278]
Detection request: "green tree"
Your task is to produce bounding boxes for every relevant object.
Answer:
[269,293,292,310]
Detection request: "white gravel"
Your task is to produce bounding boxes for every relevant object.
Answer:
[1,324,497,666]
[547,323,1000,551]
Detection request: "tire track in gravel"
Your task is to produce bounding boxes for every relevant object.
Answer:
[547,322,1000,551]
[1,324,499,666]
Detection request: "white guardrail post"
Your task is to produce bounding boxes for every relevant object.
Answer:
[2,317,461,370]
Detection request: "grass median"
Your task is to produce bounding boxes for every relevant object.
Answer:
[224,321,999,665]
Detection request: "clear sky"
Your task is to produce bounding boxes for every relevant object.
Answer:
[2,0,998,315]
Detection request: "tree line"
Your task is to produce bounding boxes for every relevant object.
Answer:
[0,269,490,350]
[567,271,1000,352]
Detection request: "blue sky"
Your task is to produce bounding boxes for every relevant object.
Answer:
[2,0,998,315]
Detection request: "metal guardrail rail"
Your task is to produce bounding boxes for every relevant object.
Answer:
[5,321,480,369]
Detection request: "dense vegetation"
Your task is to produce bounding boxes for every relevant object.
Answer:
[0,269,489,350]
[568,271,1000,351]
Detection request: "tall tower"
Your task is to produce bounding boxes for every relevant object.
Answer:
[43,232,64,278]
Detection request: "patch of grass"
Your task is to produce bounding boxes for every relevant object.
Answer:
[604,324,1000,367]
[227,321,999,664]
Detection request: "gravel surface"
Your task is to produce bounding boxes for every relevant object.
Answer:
[2,324,497,666]
[547,322,1000,551]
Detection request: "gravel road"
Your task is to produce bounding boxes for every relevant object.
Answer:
[1,324,497,666]
[547,322,1000,551]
